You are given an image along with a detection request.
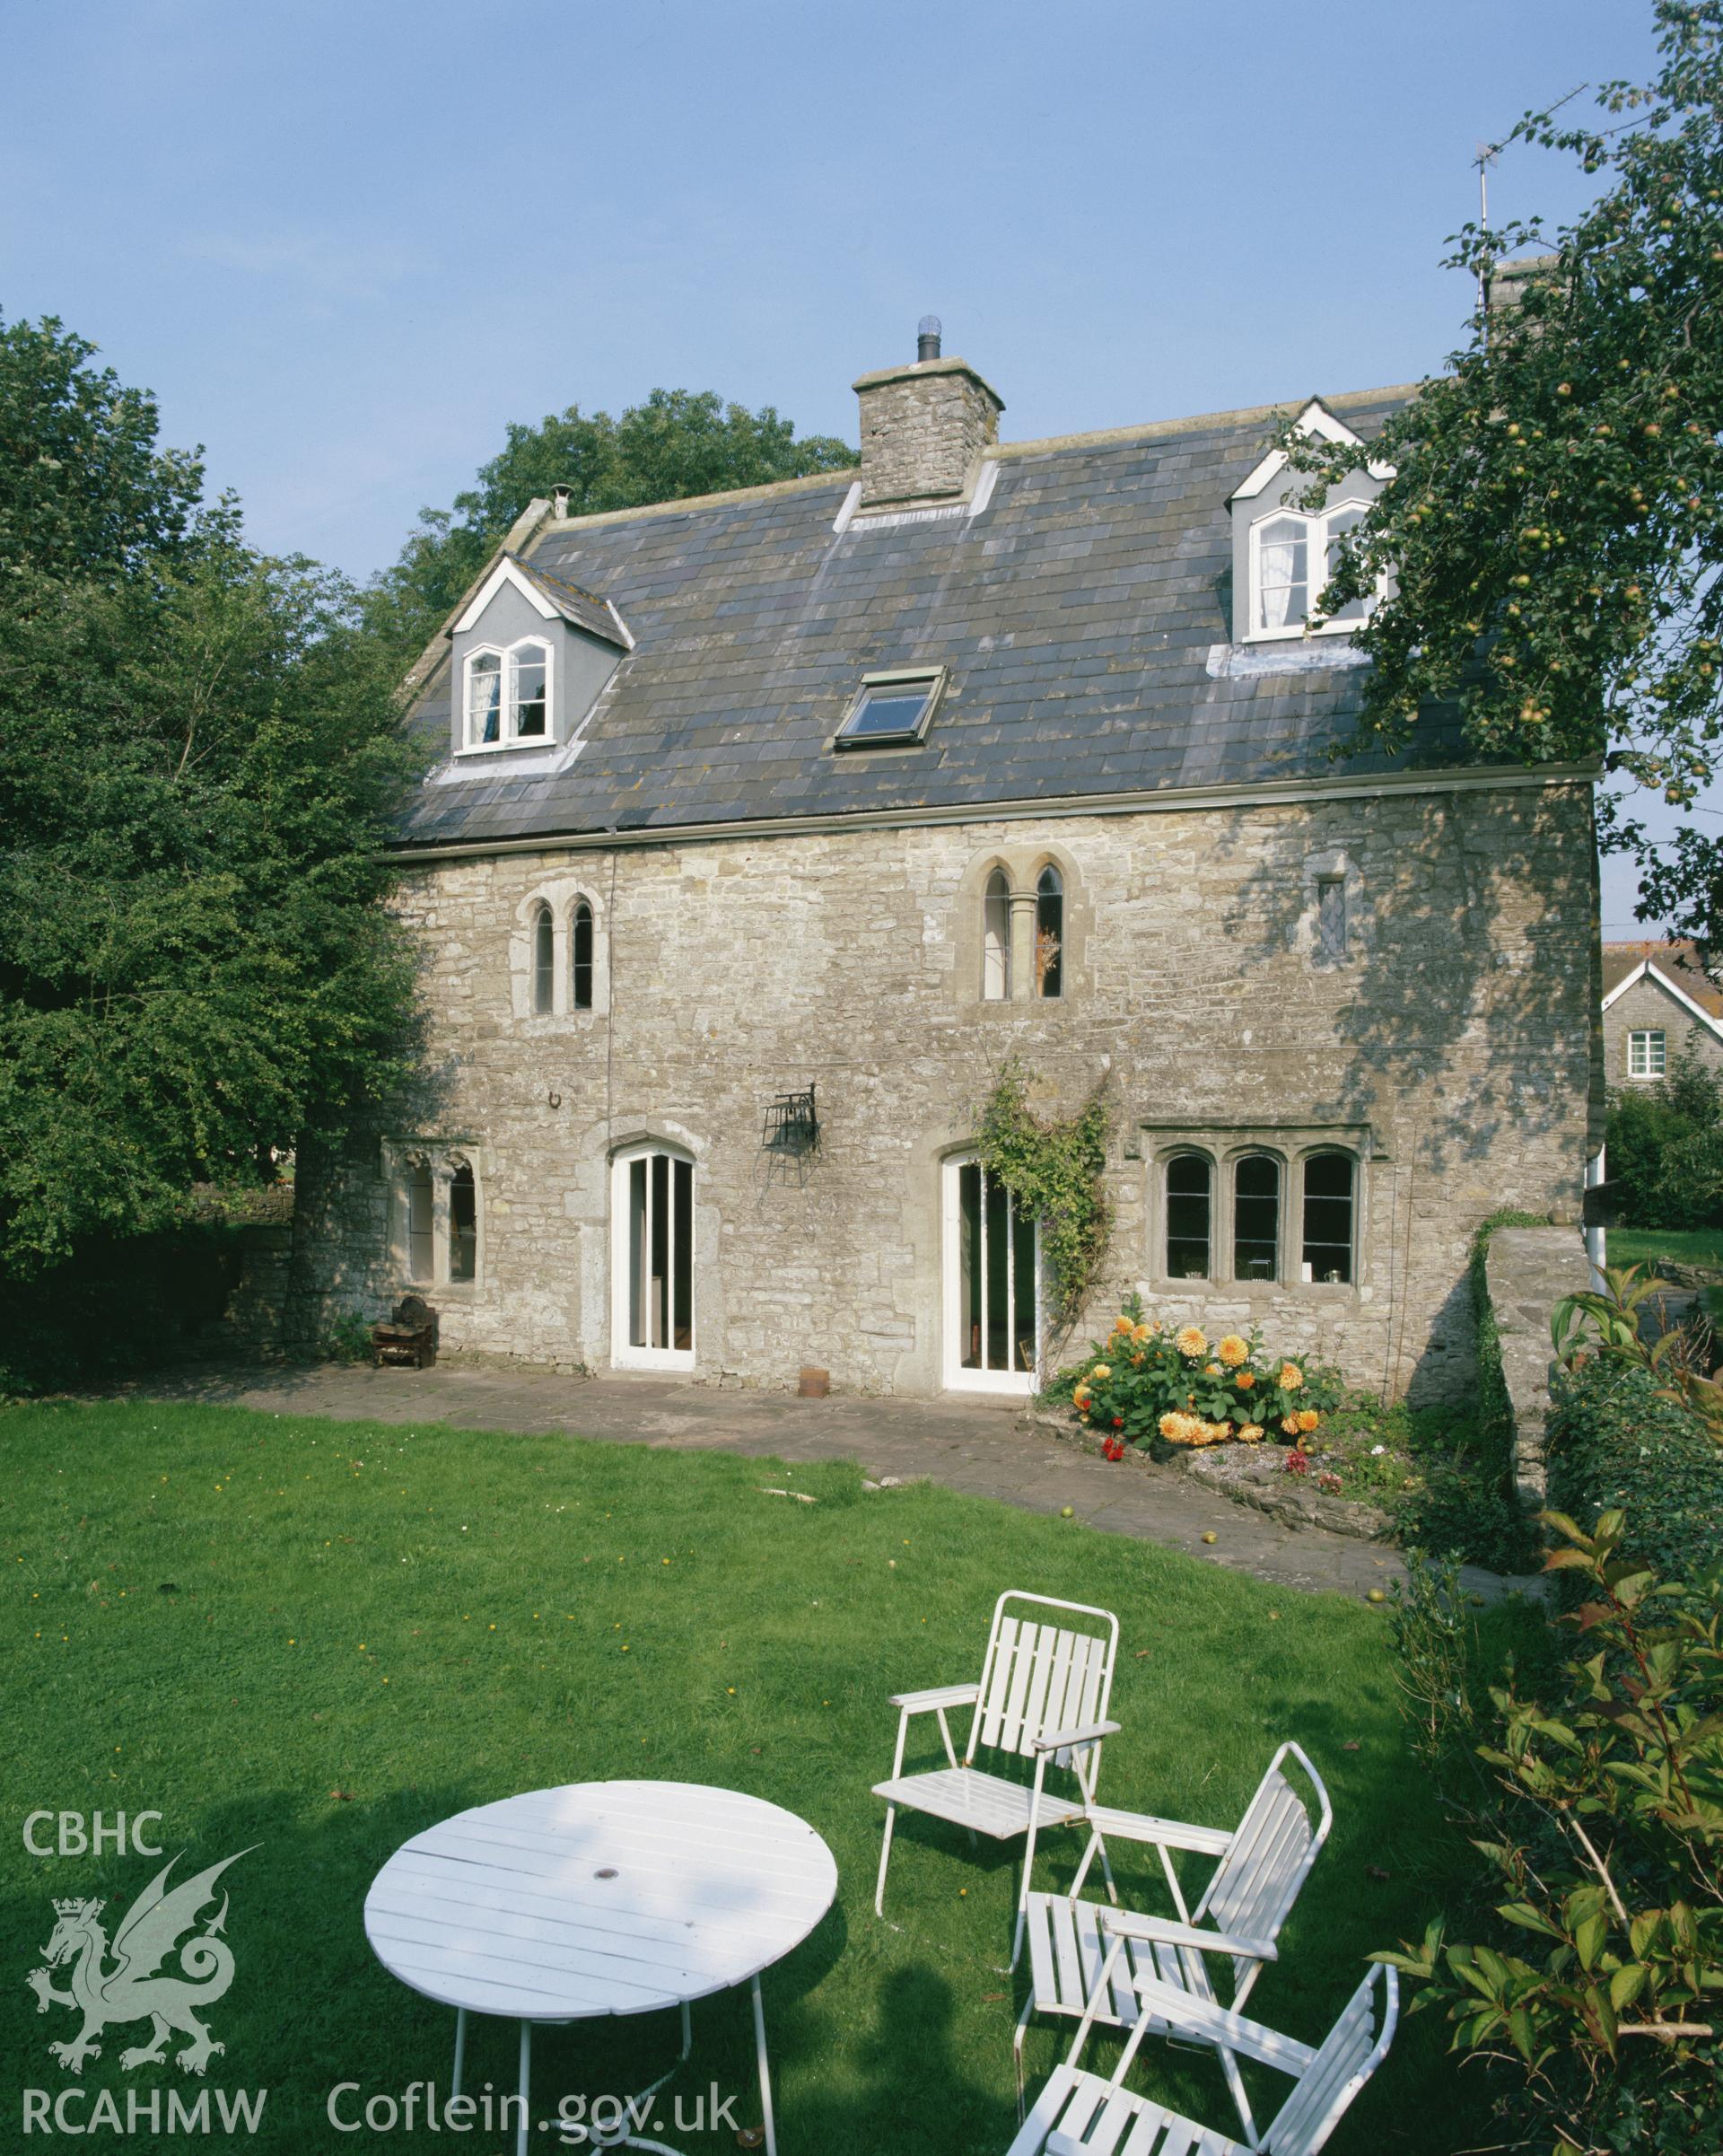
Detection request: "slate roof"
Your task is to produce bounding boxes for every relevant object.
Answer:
[1602,941,1723,1016]
[508,556,631,648]
[397,385,1480,854]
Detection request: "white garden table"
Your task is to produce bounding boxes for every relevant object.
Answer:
[363,1780,837,2156]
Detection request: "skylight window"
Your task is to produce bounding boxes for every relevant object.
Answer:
[835,667,945,749]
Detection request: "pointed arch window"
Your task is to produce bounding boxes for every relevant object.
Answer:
[983,872,1011,1001]
[1165,1153,1212,1279]
[571,899,594,1011]
[1233,1154,1281,1281]
[1034,866,1063,998]
[531,903,555,1014]
[449,1162,477,1283]
[406,1162,434,1283]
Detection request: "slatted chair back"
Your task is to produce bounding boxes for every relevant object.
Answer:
[965,1592,1120,1775]
[1197,1741,1332,1986]
[1265,1963,1398,2156]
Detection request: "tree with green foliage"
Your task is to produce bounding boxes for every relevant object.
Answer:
[1607,1041,1723,1228]
[1285,0,1723,960]
[0,313,422,1288]
[365,386,856,662]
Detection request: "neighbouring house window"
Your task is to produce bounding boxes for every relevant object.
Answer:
[1233,1154,1281,1281]
[1316,876,1348,960]
[1165,1153,1212,1279]
[572,899,594,1011]
[1301,1152,1355,1284]
[1627,1029,1666,1080]
[468,652,503,745]
[1035,866,1063,998]
[464,637,554,749]
[983,872,1011,1001]
[532,903,555,1015]
[449,1162,477,1283]
[407,1162,434,1283]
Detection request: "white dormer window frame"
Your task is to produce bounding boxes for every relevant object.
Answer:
[459,635,556,754]
[1246,502,1382,642]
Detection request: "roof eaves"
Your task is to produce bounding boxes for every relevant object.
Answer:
[398,495,555,698]
[1602,958,1723,1039]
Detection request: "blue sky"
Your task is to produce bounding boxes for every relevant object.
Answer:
[1,0,1692,930]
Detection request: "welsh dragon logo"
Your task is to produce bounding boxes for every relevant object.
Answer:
[26,1847,253,2077]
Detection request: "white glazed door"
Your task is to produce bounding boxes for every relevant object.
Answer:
[612,1148,695,1371]
[942,1154,1039,1395]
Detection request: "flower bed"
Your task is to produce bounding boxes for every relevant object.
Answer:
[1067,1303,1339,1459]
[1045,1302,1535,1567]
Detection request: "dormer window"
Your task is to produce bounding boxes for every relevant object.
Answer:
[1249,504,1375,638]
[835,666,945,749]
[1229,399,1393,645]
[463,637,554,750]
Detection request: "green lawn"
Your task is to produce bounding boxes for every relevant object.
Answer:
[1608,1226,1723,1272]
[1,1401,1515,2154]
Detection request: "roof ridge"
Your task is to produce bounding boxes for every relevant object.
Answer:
[986,384,1425,464]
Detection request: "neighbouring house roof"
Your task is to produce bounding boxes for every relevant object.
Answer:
[393,384,1567,856]
[1601,945,1723,1040]
[1601,939,1723,1017]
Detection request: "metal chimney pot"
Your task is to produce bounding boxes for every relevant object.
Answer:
[917,314,942,364]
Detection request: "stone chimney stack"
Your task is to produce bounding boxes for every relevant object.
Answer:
[853,319,1004,510]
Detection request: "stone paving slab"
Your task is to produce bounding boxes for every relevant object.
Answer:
[125,1361,1533,1606]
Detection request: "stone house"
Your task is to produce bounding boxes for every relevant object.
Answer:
[294,329,1602,1404]
[1601,940,1723,1088]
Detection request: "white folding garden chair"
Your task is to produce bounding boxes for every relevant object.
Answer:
[1005,1960,1398,2156]
[873,1591,1121,1965]
[1013,1743,1333,2124]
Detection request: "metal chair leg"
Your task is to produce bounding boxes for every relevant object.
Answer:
[451,2007,467,2100]
[751,1975,777,2156]
[873,1803,897,1920]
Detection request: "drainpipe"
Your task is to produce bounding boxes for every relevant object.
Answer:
[1585,1144,1607,1287]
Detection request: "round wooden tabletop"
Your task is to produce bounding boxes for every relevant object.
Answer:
[363,1779,838,2022]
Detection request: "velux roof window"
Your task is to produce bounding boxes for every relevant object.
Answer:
[834,666,945,749]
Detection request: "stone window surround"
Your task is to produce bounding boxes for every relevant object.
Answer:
[384,1140,485,1295]
[1140,1123,1377,1296]
[956,843,1086,1009]
[510,879,610,1027]
[1298,848,1364,969]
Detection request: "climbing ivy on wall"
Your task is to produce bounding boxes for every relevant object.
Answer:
[974,1058,1112,1337]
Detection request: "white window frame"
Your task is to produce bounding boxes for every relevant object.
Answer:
[940,1152,1041,1396]
[1627,1028,1667,1081]
[1246,504,1383,642]
[609,1144,696,1373]
[459,635,556,754]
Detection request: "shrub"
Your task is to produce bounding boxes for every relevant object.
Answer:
[1607,1043,1723,1231]
[1378,1512,1723,2154]
[1549,1360,1723,1590]
[0,1225,245,1395]
[1065,1301,1340,1453]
